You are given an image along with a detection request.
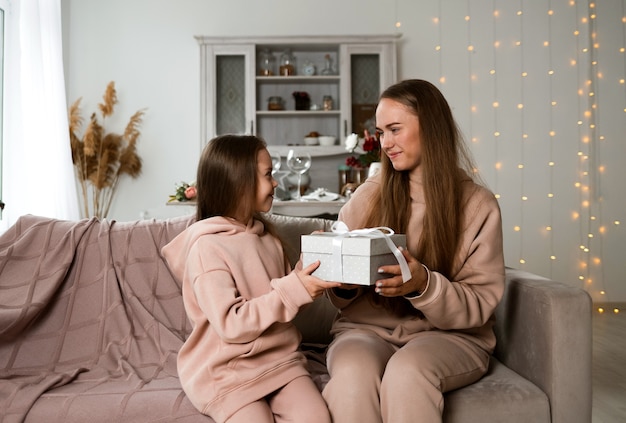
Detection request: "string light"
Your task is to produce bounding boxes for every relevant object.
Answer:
[426,0,623,307]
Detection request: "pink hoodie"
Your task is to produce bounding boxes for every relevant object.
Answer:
[162,216,313,422]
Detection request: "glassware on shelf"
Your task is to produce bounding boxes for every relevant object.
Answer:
[258,49,275,76]
[270,152,281,174]
[279,49,296,76]
[286,149,312,201]
[321,54,335,75]
[323,95,333,111]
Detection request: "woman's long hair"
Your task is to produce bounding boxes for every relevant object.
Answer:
[195,135,283,243]
[365,79,477,316]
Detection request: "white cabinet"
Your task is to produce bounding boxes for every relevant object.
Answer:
[195,35,399,194]
[196,35,398,151]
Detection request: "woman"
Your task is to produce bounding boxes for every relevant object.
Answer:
[322,79,505,422]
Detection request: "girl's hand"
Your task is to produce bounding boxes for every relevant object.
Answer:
[296,260,342,299]
[373,247,428,297]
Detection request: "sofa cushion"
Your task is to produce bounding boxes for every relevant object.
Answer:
[443,357,550,422]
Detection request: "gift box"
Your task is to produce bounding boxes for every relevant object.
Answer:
[301,231,407,285]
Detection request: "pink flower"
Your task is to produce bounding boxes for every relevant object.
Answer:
[184,186,197,200]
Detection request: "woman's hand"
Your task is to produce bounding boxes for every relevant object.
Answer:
[373,247,428,297]
[296,260,342,299]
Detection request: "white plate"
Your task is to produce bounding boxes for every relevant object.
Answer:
[300,189,340,202]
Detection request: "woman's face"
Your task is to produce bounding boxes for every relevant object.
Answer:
[255,148,278,213]
[375,98,422,172]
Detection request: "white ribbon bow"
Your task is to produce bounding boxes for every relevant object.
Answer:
[330,221,412,283]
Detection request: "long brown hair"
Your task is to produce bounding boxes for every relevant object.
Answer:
[366,79,477,315]
[195,135,283,242]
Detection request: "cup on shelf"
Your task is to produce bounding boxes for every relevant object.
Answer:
[318,135,336,146]
[304,136,319,146]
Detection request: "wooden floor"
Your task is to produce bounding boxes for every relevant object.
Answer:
[592,303,626,423]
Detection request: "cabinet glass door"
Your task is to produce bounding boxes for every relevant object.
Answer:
[216,55,246,135]
[350,54,380,136]
[340,44,397,138]
[198,43,255,149]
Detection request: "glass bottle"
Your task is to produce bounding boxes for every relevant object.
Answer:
[279,49,296,76]
[321,54,335,75]
[258,49,275,76]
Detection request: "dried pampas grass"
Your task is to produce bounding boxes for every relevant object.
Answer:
[69,81,145,218]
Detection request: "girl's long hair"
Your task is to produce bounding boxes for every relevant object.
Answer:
[195,135,283,243]
[365,79,477,316]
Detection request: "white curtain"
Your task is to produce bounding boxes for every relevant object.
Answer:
[1,0,79,232]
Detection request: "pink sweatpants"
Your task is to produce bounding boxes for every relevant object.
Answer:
[226,375,331,423]
[322,329,489,423]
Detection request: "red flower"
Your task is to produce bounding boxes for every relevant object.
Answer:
[344,129,381,168]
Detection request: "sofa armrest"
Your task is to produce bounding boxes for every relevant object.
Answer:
[494,268,592,423]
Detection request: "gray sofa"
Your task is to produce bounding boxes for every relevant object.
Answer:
[0,213,592,422]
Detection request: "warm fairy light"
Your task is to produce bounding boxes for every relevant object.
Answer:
[614,309,621,314]
[396,21,402,28]
[431,3,622,302]
[598,307,605,313]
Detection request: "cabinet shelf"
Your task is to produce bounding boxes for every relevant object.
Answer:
[256,110,341,117]
[268,145,348,158]
[256,75,340,83]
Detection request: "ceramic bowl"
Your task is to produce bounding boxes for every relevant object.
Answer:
[318,135,336,146]
[304,137,319,146]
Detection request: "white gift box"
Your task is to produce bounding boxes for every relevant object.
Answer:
[301,230,407,285]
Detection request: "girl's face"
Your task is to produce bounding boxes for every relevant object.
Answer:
[375,98,422,173]
[255,148,278,213]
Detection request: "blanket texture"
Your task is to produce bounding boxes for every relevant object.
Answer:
[0,214,208,422]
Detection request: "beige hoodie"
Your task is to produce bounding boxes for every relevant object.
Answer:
[329,172,505,352]
[162,216,313,422]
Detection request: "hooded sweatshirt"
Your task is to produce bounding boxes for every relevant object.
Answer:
[162,216,314,422]
[329,171,505,352]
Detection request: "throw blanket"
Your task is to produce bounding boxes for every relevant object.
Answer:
[0,214,207,422]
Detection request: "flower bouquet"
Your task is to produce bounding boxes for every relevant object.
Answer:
[345,129,381,168]
[169,181,197,202]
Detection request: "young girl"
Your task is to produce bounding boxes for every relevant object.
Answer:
[162,135,338,423]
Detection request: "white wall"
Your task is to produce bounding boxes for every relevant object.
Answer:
[62,0,626,302]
